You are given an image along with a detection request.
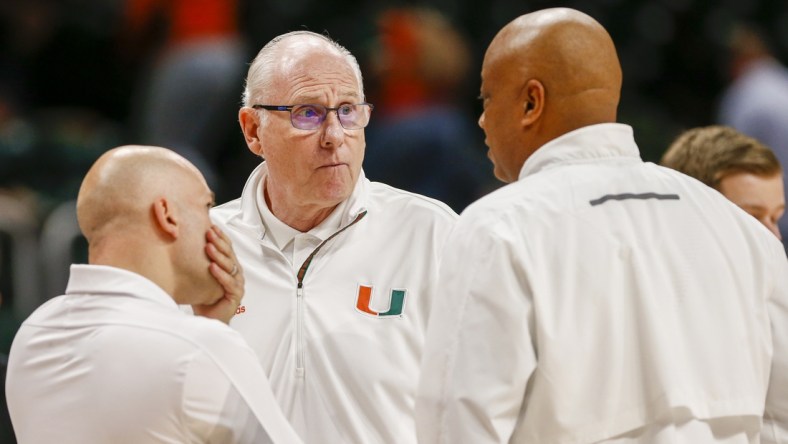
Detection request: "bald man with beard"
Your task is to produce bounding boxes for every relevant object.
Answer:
[416,8,788,444]
[5,146,301,443]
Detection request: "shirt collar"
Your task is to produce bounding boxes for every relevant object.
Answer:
[255,186,300,250]
[518,123,641,180]
[65,264,177,309]
[256,180,350,250]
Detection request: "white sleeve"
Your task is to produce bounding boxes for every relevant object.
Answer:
[763,245,788,443]
[416,218,537,444]
[182,351,273,444]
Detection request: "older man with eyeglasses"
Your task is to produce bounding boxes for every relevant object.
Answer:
[210,31,458,443]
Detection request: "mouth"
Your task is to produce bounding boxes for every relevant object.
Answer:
[318,162,347,169]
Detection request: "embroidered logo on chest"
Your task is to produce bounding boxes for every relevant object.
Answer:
[355,284,407,318]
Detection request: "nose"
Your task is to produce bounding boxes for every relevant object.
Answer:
[478,112,485,129]
[320,111,345,149]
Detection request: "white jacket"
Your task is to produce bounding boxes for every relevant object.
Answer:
[416,124,788,443]
[211,164,457,444]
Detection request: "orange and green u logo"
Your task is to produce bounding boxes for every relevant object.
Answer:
[355,285,406,317]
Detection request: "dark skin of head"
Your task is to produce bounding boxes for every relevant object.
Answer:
[479,8,623,182]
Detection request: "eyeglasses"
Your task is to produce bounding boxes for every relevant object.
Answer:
[252,103,374,130]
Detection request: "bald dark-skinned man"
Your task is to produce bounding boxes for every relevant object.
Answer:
[417,8,788,443]
[5,146,301,443]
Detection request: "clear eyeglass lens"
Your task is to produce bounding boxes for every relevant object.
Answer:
[337,104,360,128]
[291,105,325,130]
[289,104,369,130]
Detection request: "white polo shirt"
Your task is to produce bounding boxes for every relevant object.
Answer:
[6,265,301,444]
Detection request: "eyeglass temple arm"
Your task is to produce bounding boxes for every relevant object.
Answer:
[252,105,292,111]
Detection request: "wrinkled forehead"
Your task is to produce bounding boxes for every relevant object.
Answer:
[271,40,362,101]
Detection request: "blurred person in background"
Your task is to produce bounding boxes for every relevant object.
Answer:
[718,23,788,245]
[121,0,248,194]
[662,125,784,240]
[362,7,496,212]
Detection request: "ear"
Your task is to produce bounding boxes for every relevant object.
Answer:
[152,197,179,240]
[520,79,545,128]
[239,107,264,157]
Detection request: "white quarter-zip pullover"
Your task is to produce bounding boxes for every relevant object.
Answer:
[211,164,457,443]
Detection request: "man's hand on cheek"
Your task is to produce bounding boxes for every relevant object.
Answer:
[192,225,244,324]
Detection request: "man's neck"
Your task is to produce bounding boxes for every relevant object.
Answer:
[263,182,339,232]
[88,238,175,299]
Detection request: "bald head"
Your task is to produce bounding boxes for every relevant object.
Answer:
[76,145,223,305]
[478,8,623,182]
[497,9,620,95]
[489,8,621,124]
[77,146,207,243]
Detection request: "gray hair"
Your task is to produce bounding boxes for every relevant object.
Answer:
[242,31,365,107]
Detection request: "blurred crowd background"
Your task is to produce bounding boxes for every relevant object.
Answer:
[1,0,788,438]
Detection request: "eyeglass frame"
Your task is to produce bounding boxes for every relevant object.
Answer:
[251,103,374,130]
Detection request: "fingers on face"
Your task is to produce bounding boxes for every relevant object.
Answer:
[207,225,233,255]
[206,225,239,275]
[205,225,243,304]
[209,261,244,304]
